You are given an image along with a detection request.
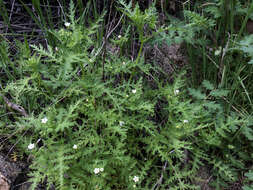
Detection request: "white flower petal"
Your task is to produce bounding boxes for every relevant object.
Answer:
[73,144,77,149]
[133,176,139,182]
[94,168,100,174]
[64,22,70,27]
[183,120,189,123]
[41,117,48,124]
[28,143,35,150]
[132,89,136,94]
[119,121,125,126]
[99,168,104,172]
[174,89,179,95]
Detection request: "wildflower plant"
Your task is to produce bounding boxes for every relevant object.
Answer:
[0,1,253,190]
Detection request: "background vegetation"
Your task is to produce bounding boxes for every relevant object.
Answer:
[0,0,253,189]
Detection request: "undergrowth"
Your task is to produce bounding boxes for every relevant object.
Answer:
[0,0,253,189]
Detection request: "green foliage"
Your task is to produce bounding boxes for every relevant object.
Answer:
[118,0,159,65]
[0,1,253,190]
[118,0,157,32]
[243,170,253,190]
[237,34,253,64]
[188,80,253,188]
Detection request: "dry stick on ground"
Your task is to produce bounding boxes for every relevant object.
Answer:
[102,0,114,81]
[152,161,168,190]
[6,0,16,33]
[56,0,66,21]
[0,93,28,117]
[219,32,230,85]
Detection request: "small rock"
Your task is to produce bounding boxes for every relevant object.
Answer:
[0,174,10,190]
[0,154,22,190]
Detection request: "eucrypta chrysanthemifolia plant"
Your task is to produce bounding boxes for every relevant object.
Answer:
[0,1,253,189]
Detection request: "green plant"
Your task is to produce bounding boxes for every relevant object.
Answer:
[1,1,253,190]
[243,170,253,190]
[188,80,253,189]
[118,0,158,65]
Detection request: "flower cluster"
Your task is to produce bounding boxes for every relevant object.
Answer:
[94,168,104,174]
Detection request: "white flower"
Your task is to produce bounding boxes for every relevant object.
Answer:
[126,94,129,97]
[215,46,222,56]
[28,143,35,150]
[133,184,136,188]
[119,121,125,126]
[183,120,189,123]
[64,22,70,27]
[99,168,104,172]
[118,35,122,39]
[133,176,139,183]
[41,117,48,124]
[122,61,126,65]
[174,89,179,95]
[73,144,77,149]
[94,168,100,174]
[132,89,137,94]
[55,47,58,51]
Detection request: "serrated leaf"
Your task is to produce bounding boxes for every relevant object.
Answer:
[248,59,253,64]
[242,185,253,190]
[188,88,206,99]
[210,89,229,97]
[202,80,214,90]
[242,127,253,140]
[245,170,253,180]
[204,101,222,111]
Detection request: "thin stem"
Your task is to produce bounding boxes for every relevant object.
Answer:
[135,38,144,65]
[238,1,253,39]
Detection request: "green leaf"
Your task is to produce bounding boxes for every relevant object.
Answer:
[243,185,253,190]
[245,170,253,180]
[242,127,253,140]
[202,80,214,90]
[188,88,206,99]
[210,89,229,97]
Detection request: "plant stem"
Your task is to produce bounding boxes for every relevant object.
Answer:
[136,38,144,65]
[238,1,253,39]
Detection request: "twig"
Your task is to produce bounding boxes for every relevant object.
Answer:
[56,0,66,21]
[219,32,230,85]
[106,14,124,40]
[93,14,124,60]
[0,93,28,117]
[102,0,115,81]
[152,161,168,190]
[6,0,16,33]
